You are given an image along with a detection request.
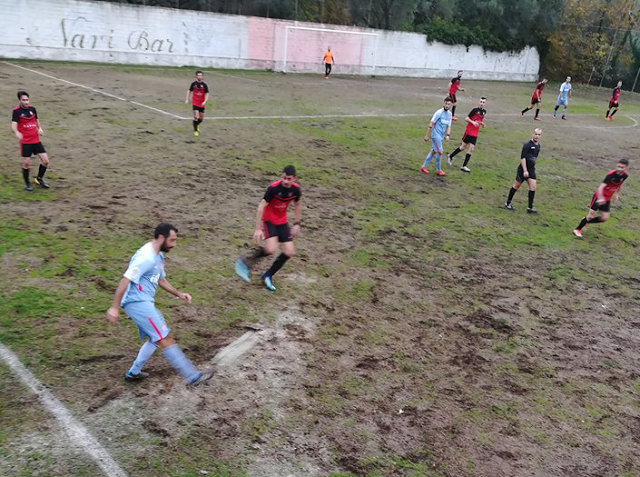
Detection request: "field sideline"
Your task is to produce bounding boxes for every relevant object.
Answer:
[1,59,640,477]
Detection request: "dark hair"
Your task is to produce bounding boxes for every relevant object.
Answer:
[619,159,629,166]
[17,91,29,99]
[154,223,178,239]
[195,70,203,75]
[444,96,453,102]
[283,165,296,176]
[480,96,487,100]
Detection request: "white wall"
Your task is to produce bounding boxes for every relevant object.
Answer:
[0,0,539,80]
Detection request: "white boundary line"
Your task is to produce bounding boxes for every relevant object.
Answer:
[4,60,639,129]
[0,343,129,477]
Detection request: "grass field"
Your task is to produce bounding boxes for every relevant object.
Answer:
[1,59,640,477]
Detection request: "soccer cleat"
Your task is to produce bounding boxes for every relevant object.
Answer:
[609,116,614,121]
[520,111,524,117]
[452,116,458,121]
[553,113,557,118]
[504,203,514,211]
[261,274,276,291]
[527,207,538,214]
[188,370,214,387]
[561,116,566,120]
[420,166,430,174]
[605,117,610,121]
[33,176,50,189]
[234,258,251,283]
[447,154,454,165]
[572,229,582,238]
[461,166,471,173]
[194,130,200,137]
[125,370,149,381]
[436,170,446,176]
[534,117,541,121]
[25,182,33,191]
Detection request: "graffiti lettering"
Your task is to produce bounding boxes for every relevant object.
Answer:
[61,18,115,50]
[128,31,174,52]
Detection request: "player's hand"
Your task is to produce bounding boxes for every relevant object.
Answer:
[15,132,23,141]
[253,229,264,244]
[38,128,44,136]
[185,99,189,104]
[202,101,207,106]
[178,292,192,305]
[106,306,120,323]
[291,224,300,237]
[445,134,450,141]
[423,135,430,143]
[523,171,529,179]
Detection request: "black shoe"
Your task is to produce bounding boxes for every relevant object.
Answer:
[503,203,514,211]
[189,370,214,387]
[25,182,33,191]
[124,370,149,381]
[527,207,538,214]
[33,176,50,189]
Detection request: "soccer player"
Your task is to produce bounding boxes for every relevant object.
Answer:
[504,128,542,213]
[447,96,487,173]
[185,71,209,137]
[521,78,547,120]
[11,91,51,191]
[234,165,302,291]
[448,71,464,121]
[605,80,622,121]
[323,47,335,79]
[553,76,572,120]
[106,223,213,386]
[421,97,453,176]
[572,159,629,238]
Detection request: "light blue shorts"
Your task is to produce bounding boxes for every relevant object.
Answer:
[123,301,170,342]
[431,137,444,153]
[556,97,569,106]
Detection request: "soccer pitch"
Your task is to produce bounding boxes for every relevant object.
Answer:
[1,60,640,477]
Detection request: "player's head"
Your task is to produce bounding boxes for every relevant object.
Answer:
[479,96,487,107]
[617,159,629,173]
[195,71,204,81]
[532,128,542,142]
[154,223,179,252]
[17,91,30,107]
[457,70,463,77]
[617,80,623,87]
[443,97,453,110]
[281,165,297,187]
[327,46,331,51]
[566,76,571,83]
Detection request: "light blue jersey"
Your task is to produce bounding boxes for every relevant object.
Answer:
[121,242,166,306]
[559,82,572,101]
[430,108,452,140]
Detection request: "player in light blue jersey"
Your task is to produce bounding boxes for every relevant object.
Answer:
[421,97,453,176]
[106,223,213,386]
[553,76,572,120]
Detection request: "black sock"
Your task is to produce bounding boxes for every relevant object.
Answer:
[197,118,203,125]
[193,120,198,131]
[528,190,535,208]
[244,247,267,267]
[554,105,559,112]
[507,187,517,204]
[450,147,462,158]
[22,168,30,185]
[611,109,617,117]
[577,217,588,230]
[264,253,290,278]
[37,165,47,179]
[452,106,457,116]
[463,154,472,167]
[587,217,602,224]
[606,110,610,118]
[535,108,540,118]
[522,107,530,114]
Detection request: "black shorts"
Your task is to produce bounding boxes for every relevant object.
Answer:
[462,134,477,145]
[609,101,618,109]
[589,194,611,212]
[192,105,205,112]
[21,142,46,157]
[450,93,457,103]
[516,165,536,182]
[263,221,292,243]
[531,97,540,105]
[325,63,332,74]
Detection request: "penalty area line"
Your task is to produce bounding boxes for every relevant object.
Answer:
[0,343,129,477]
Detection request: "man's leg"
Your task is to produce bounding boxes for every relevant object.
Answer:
[526,178,537,210]
[554,104,559,117]
[521,104,532,115]
[192,110,199,131]
[158,335,211,385]
[21,156,32,190]
[506,181,521,206]
[448,142,465,162]
[264,242,294,279]
[610,108,618,118]
[562,106,567,118]
[576,208,598,231]
[126,339,158,379]
[461,143,475,169]
[422,150,435,168]
[534,106,540,119]
[33,152,50,188]
[452,104,457,117]
[435,152,443,172]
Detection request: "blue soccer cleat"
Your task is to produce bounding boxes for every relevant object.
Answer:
[234,258,251,283]
[261,274,276,291]
[124,370,149,381]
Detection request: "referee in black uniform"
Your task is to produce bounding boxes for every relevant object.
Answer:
[504,128,541,213]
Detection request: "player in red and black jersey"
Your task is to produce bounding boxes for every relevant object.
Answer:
[185,71,210,136]
[10,91,51,191]
[573,159,629,238]
[448,70,464,121]
[521,78,547,120]
[447,97,487,173]
[234,165,302,291]
[605,80,622,121]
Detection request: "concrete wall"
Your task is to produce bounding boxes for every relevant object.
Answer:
[0,0,539,80]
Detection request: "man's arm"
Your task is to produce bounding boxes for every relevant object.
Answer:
[596,183,607,203]
[185,89,191,104]
[11,121,23,141]
[520,158,529,177]
[159,278,192,304]
[424,122,434,142]
[106,277,131,323]
[291,200,302,237]
[253,199,268,243]
[203,92,210,106]
[36,118,44,136]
